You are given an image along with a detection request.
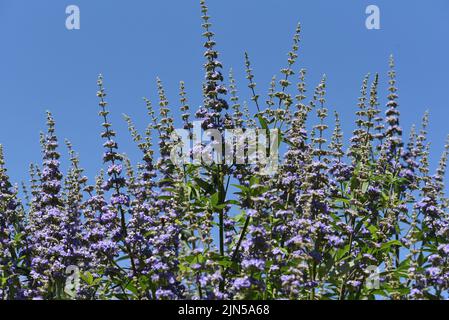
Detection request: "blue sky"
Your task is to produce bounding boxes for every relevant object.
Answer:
[1,0,449,187]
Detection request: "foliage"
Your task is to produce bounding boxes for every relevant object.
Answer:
[1,0,449,300]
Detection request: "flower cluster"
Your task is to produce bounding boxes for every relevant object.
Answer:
[1,0,449,300]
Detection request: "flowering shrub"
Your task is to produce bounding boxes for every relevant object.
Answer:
[1,1,449,300]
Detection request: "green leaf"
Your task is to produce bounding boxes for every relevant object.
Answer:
[361,181,369,194]
[336,244,351,261]
[257,115,268,130]
[333,197,350,205]
[81,271,94,286]
[234,210,247,224]
[115,255,130,263]
[210,192,219,207]
[231,184,248,192]
[380,240,402,250]
[125,282,139,295]
[249,176,259,186]
[194,177,213,193]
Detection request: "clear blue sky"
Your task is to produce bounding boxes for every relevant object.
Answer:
[1,0,449,187]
